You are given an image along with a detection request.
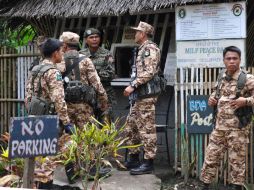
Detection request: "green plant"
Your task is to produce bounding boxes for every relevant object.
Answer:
[60,117,141,190]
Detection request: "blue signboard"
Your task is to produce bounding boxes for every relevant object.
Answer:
[187,95,214,134]
[8,115,59,159]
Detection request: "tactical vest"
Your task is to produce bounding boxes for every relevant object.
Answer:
[28,64,56,115]
[215,69,253,128]
[135,42,166,99]
[63,52,97,107]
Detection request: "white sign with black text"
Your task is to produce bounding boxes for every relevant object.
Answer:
[177,39,245,67]
[176,2,246,40]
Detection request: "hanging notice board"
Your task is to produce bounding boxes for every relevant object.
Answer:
[187,95,214,134]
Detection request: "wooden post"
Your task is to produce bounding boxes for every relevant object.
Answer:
[23,157,35,188]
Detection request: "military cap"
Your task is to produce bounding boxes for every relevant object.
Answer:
[41,38,62,57]
[59,31,80,45]
[84,28,101,38]
[35,36,47,47]
[131,21,154,36]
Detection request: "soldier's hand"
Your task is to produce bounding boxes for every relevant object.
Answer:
[123,86,135,96]
[230,97,247,109]
[208,97,218,107]
[64,123,75,135]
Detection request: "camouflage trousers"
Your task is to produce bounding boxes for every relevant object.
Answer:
[103,85,117,106]
[125,97,158,159]
[200,129,249,185]
[67,102,94,128]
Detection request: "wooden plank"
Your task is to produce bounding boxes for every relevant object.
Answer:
[3,46,7,131]
[159,13,169,50]
[23,157,35,188]
[96,17,102,28]
[53,19,60,38]
[60,18,66,37]
[112,16,121,43]
[174,70,178,174]
[12,48,16,118]
[0,47,4,133]
[251,123,253,183]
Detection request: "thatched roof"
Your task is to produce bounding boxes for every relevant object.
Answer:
[0,0,216,18]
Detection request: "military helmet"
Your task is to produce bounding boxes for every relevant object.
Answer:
[84,28,101,38]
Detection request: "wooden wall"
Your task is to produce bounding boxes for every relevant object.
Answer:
[0,46,38,134]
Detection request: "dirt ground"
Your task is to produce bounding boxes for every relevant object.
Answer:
[155,163,228,190]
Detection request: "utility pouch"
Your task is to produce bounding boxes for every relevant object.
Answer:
[65,81,97,107]
[65,81,83,103]
[137,74,167,99]
[235,106,253,128]
[81,85,97,107]
[28,96,54,115]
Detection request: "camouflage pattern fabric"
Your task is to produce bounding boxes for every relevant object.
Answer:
[125,97,158,159]
[200,129,249,185]
[79,47,116,106]
[130,40,161,88]
[200,69,254,185]
[58,49,108,128]
[211,70,254,130]
[125,40,161,159]
[25,59,70,125]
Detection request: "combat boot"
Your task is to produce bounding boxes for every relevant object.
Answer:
[65,162,78,184]
[229,184,242,190]
[124,154,140,170]
[130,159,153,175]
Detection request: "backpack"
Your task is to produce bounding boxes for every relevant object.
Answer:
[215,69,253,128]
[28,64,56,115]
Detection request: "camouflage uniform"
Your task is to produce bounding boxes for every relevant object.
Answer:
[25,58,70,183]
[80,46,116,106]
[25,59,70,125]
[126,39,161,159]
[200,69,254,185]
[64,50,108,127]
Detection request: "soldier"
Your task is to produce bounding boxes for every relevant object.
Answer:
[123,21,161,175]
[59,31,110,183]
[59,31,108,127]
[25,38,74,188]
[80,28,116,119]
[200,46,254,190]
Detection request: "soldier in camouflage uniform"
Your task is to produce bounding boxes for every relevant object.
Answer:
[200,46,254,190]
[80,28,116,119]
[59,31,108,127]
[123,22,161,175]
[25,38,74,188]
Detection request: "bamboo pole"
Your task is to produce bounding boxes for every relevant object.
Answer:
[0,53,40,58]
[3,46,7,132]
[0,47,4,134]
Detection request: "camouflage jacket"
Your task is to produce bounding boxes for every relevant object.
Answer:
[131,40,161,88]
[79,47,115,83]
[211,69,254,130]
[60,50,108,111]
[25,59,70,125]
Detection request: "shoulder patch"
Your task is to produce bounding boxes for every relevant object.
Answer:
[56,72,62,81]
[144,49,150,57]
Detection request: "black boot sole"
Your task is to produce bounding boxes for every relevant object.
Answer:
[129,169,154,175]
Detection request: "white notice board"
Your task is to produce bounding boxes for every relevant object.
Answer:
[176,2,246,41]
[177,39,245,68]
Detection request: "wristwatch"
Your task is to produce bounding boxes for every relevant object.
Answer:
[130,81,137,89]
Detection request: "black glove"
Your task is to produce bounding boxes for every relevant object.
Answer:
[64,123,75,135]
